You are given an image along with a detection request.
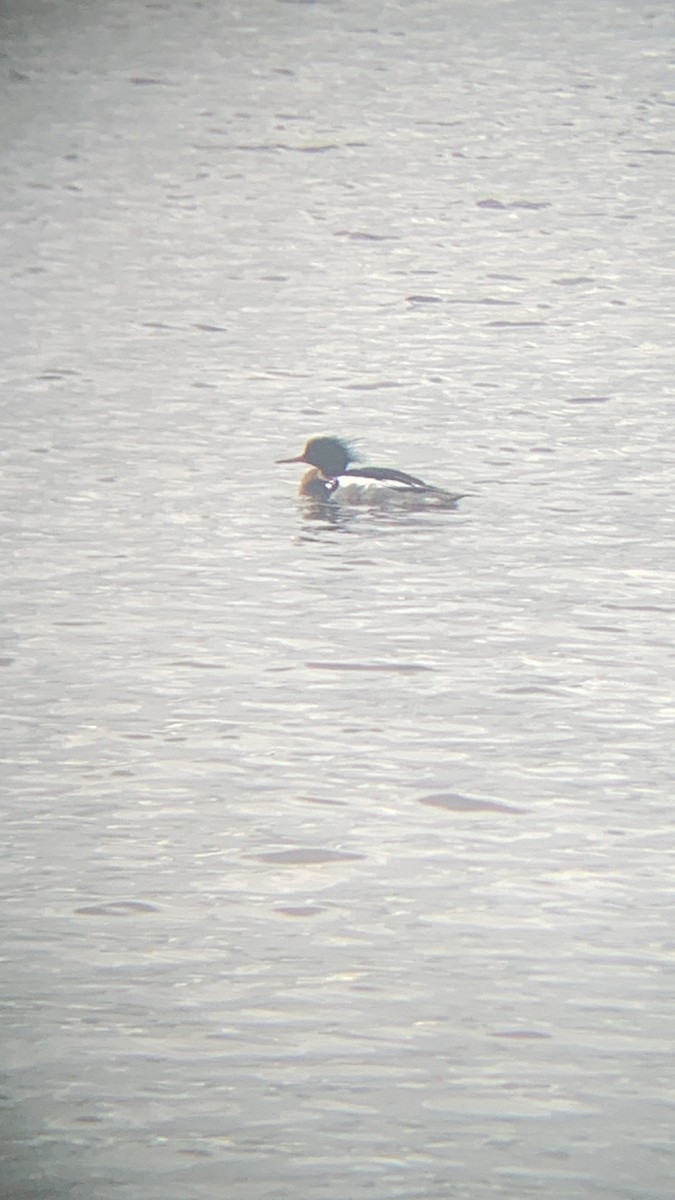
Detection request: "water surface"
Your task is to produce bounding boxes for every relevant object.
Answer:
[2,1,675,1197]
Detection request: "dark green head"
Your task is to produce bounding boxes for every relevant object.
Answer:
[276,435,354,478]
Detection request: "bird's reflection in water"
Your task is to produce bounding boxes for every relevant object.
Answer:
[296,500,359,541]
[294,498,463,543]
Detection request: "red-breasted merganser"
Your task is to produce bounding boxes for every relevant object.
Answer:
[277,436,464,507]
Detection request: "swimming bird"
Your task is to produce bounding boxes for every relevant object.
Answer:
[276,435,463,507]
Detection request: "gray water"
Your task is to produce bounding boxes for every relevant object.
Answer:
[2,1,675,1197]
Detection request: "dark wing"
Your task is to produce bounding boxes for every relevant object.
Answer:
[343,465,432,489]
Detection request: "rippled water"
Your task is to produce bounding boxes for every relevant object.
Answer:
[2,0,675,1197]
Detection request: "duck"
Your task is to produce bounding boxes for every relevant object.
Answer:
[276,435,463,508]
